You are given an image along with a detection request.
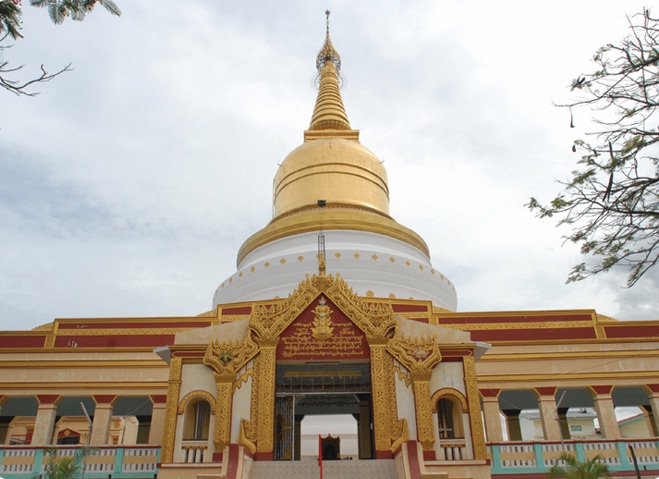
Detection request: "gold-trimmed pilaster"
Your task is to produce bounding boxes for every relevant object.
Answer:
[161,357,182,463]
[464,355,487,459]
[386,331,441,451]
[369,340,393,453]
[255,339,278,456]
[410,370,434,450]
[214,373,234,451]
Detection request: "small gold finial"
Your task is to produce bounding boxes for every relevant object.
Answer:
[316,10,341,73]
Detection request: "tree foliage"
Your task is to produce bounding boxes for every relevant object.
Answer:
[29,0,121,25]
[0,0,22,39]
[0,0,120,96]
[0,36,72,96]
[546,453,611,479]
[528,8,659,287]
[37,447,91,479]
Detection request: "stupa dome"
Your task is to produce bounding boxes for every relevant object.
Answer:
[273,138,389,219]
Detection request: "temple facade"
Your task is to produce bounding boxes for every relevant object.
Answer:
[1,15,659,479]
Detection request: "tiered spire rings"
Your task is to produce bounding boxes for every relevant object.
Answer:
[308,10,351,133]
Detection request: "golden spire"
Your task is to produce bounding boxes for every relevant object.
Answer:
[235,10,436,265]
[305,11,357,139]
[315,10,341,74]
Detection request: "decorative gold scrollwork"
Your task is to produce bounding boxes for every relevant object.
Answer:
[203,335,259,377]
[386,332,441,374]
[239,418,257,454]
[387,333,441,451]
[203,335,259,452]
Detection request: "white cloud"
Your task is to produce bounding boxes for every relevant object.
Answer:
[0,1,655,329]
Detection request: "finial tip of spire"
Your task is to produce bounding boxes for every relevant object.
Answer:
[316,9,341,74]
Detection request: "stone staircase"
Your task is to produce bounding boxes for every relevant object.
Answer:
[249,458,397,479]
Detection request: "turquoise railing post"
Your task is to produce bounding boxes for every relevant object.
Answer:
[533,443,544,471]
[617,441,633,471]
[113,447,125,476]
[33,448,46,476]
[490,445,502,474]
[574,442,586,462]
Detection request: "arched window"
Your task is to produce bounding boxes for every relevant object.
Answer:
[184,399,211,441]
[193,401,210,440]
[437,397,463,439]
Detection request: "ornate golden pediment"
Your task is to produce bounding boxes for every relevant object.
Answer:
[248,272,397,342]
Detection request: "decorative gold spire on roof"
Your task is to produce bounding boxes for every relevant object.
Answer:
[305,10,359,141]
[316,10,341,73]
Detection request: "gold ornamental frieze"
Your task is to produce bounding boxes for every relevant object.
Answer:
[249,275,321,341]
[324,273,397,340]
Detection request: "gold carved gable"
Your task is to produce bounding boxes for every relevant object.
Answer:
[248,272,397,343]
[277,294,369,360]
[203,334,259,378]
[387,332,441,375]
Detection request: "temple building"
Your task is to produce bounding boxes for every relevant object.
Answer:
[1,14,659,479]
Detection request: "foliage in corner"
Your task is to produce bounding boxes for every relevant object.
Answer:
[0,0,22,39]
[528,8,659,287]
[0,0,120,96]
[29,0,121,25]
[546,453,611,479]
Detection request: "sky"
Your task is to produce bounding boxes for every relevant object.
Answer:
[1,1,657,331]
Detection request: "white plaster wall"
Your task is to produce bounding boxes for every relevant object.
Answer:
[430,362,466,395]
[462,413,474,459]
[213,230,457,310]
[173,414,184,462]
[300,415,358,457]
[122,417,139,445]
[179,364,217,399]
[207,414,216,459]
[394,361,417,440]
[519,415,537,440]
[230,372,252,443]
[432,413,441,458]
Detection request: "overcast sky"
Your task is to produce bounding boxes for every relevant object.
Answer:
[1,1,657,331]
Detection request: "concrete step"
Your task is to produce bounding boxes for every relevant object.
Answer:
[249,458,397,479]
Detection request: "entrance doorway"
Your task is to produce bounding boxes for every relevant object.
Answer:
[274,362,373,460]
[300,414,358,458]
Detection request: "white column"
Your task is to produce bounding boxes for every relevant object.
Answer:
[480,392,504,443]
[149,395,168,445]
[590,387,620,439]
[90,395,117,445]
[534,388,561,441]
[31,395,60,445]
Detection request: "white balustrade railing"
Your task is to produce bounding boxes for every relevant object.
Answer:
[181,441,208,464]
